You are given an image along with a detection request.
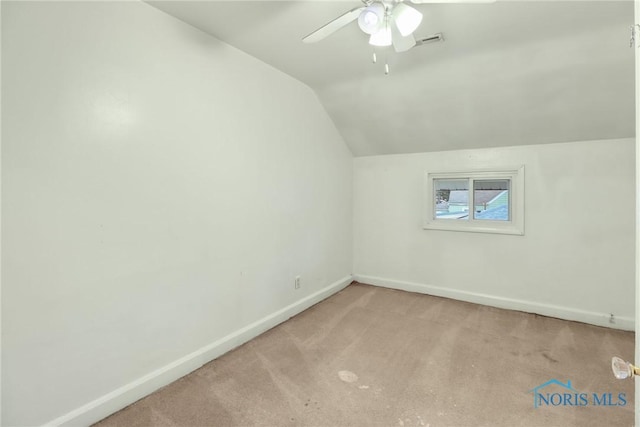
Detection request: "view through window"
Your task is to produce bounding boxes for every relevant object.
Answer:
[434,178,510,221]
[424,167,524,235]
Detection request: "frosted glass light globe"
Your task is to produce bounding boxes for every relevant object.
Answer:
[358,3,385,35]
[369,25,392,47]
[393,3,423,37]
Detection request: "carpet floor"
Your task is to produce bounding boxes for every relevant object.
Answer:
[95,282,634,427]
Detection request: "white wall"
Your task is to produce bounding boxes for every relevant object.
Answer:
[1,2,353,425]
[354,138,635,329]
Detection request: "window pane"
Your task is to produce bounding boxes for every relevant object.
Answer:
[472,179,510,221]
[434,179,469,220]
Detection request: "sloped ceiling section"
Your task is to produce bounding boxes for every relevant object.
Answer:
[148,1,634,156]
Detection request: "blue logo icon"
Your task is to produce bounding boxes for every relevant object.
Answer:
[529,379,626,408]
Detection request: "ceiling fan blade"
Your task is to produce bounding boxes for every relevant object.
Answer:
[302,6,366,43]
[408,0,495,3]
[390,18,416,52]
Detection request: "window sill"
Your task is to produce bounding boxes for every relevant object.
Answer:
[422,220,524,235]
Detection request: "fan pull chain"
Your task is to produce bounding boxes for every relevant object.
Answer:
[371,48,389,75]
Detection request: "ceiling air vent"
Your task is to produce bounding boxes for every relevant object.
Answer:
[415,33,444,47]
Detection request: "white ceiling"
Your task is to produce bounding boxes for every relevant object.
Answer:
[147,0,635,156]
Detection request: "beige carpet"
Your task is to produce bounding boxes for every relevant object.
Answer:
[95,283,634,427]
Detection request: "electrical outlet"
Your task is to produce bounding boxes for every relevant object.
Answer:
[295,276,301,290]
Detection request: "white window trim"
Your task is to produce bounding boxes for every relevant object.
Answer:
[423,166,525,235]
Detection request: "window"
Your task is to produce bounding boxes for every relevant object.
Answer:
[424,167,524,235]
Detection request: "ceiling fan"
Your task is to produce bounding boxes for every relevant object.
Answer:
[302,0,495,53]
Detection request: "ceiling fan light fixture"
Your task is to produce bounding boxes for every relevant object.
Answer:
[369,24,392,47]
[393,3,423,37]
[358,3,386,35]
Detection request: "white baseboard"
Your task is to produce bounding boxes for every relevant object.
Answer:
[354,274,634,331]
[45,275,353,427]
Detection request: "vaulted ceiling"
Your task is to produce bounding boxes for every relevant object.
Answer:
[147,1,635,156]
